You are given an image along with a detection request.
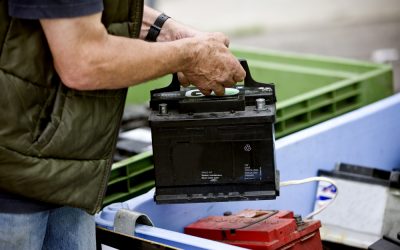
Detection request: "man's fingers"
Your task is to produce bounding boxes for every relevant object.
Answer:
[178,72,190,87]
[233,70,246,83]
[181,31,244,96]
[233,65,246,83]
[212,84,225,96]
[221,78,237,87]
[198,88,212,96]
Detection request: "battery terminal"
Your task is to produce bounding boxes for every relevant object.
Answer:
[158,103,168,116]
[255,98,268,111]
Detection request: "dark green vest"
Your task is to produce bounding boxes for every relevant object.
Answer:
[0,0,143,214]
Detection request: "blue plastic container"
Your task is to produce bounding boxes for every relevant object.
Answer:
[97,202,247,250]
[96,93,400,248]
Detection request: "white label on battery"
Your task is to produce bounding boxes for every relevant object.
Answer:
[201,171,222,182]
[185,88,239,98]
[244,164,262,180]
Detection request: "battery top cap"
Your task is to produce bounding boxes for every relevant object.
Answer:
[185,88,240,98]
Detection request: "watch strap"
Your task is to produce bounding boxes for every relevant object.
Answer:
[145,13,170,42]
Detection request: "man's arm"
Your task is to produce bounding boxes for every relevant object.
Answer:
[40,12,245,95]
[139,6,202,42]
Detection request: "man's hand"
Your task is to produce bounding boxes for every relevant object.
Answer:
[160,20,241,95]
[180,33,245,96]
[160,18,240,95]
[141,6,242,96]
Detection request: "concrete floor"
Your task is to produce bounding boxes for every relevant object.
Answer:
[149,0,400,91]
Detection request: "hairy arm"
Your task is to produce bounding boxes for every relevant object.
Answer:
[40,12,245,95]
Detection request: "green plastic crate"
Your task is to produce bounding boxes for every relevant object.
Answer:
[106,48,393,205]
[104,151,154,206]
[125,46,393,138]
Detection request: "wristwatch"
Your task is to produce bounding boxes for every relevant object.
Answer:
[145,13,170,42]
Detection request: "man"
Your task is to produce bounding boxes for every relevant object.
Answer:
[0,0,245,249]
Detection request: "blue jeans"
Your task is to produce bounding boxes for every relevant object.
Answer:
[0,206,95,250]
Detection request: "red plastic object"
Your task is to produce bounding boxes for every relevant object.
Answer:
[184,209,322,250]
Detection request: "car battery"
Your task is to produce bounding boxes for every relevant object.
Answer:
[149,60,279,204]
[184,209,323,250]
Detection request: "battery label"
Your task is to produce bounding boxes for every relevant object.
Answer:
[185,88,240,98]
[201,171,223,183]
[244,164,262,180]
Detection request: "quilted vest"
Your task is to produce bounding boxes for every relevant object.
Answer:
[0,0,143,214]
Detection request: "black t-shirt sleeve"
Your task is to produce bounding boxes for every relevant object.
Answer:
[8,0,104,19]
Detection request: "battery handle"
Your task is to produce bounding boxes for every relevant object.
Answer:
[150,59,275,96]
